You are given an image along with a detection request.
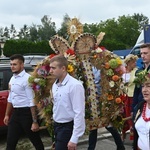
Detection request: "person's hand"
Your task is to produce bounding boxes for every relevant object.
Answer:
[31,122,40,132]
[3,115,9,126]
[67,141,77,150]
[131,112,133,117]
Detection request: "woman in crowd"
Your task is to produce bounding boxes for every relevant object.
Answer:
[122,54,138,141]
[133,70,150,150]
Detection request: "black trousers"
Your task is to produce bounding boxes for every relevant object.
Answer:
[88,127,125,150]
[106,127,125,150]
[88,129,97,150]
[6,107,44,150]
[54,121,73,150]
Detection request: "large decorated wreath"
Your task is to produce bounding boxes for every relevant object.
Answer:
[28,18,125,148]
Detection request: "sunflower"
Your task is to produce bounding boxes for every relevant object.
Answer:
[67,64,74,73]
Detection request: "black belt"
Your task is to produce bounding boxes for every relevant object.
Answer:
[14,107,30,110]
[54,120,73,126]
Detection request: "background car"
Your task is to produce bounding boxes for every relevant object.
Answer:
[23,53,47,66]
[0,57,10,64]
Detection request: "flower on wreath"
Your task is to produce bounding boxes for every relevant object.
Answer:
[49,53,56,59]
[95,47,103,53]
[105,58,124,99]
[37,65,50,77]
[100,54,126,130]
[115,97,122,104]
[66,49,75,55]
[28,76,47,91]
[106,69,114,76]
[108,58,121,69]
[107,94,114,100]
[109,81,115,87]
[67,64,74,73]
[120,83,124,89]
[91,46,105,58]
[134,69,150,87]
[63,49,77,75]
[64,49,76,64]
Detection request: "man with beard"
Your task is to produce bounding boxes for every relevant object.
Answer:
[3,54,44,150]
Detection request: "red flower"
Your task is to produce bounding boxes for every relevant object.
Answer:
[94,46,106,51]
[99,46,106,51]
[66,49,75,55]
[49,54,56,59]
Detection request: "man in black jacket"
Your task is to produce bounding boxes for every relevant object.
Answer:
[132,43,150,113]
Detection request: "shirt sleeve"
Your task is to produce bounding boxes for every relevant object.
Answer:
[24,77,35,107]
[69,83,85,143]
[7,77,13,103]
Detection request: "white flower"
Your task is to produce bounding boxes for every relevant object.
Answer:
[120,83,124,89]
[109,81,115,87]
[95,47,103,53]
[91,50,95,53]
[34,78,40,83]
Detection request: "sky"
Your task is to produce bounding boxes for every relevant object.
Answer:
[0,0,150,31]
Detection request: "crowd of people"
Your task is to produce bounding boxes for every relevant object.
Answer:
[3,43,150,150]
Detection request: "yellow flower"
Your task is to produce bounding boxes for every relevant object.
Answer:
[116,58,122,65]
[67,64,74,73]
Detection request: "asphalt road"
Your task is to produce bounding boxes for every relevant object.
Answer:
[77,134,132,150]
[0,128,133,150]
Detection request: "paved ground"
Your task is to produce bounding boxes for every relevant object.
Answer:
[77,128,132,150]
[45,127,133,150]
[0,127,133,150]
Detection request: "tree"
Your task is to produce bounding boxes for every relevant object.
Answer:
[38,15,56,41]
[132,13,149,31]
[29,24,39,42]
[93,15,140,50]
[83,23,100,36]
[57,14,71,40]
[117,15,140,48]
[18,24,30,40]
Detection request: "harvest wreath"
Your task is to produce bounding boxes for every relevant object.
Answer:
[28,18,125,147]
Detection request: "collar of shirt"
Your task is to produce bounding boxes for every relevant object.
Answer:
[55,73,69,86]
[13,70,25,78]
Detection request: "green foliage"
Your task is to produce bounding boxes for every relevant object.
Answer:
[57,14,71,39]
[38,15,56,40]
[132,13,149,31]
[4,40,54,56]
[134,69,149,88]
[82,14,142,50]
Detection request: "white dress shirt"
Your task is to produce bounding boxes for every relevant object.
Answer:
[135,104,150,150]
[52,73,85,144]
[8,70,34,108]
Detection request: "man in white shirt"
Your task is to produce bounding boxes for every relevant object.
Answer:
[49,55,85,150]
[3,54,44,150]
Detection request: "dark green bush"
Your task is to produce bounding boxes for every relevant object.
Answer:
[3,40,54,57]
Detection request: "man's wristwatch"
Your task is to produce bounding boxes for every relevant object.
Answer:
[33,119,37,123]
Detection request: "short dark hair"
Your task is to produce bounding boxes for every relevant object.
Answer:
[140,43,150,49]
[50,55,68,68]
[10,54,25,63]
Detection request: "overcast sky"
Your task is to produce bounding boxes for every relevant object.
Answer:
[0,0,150,30]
